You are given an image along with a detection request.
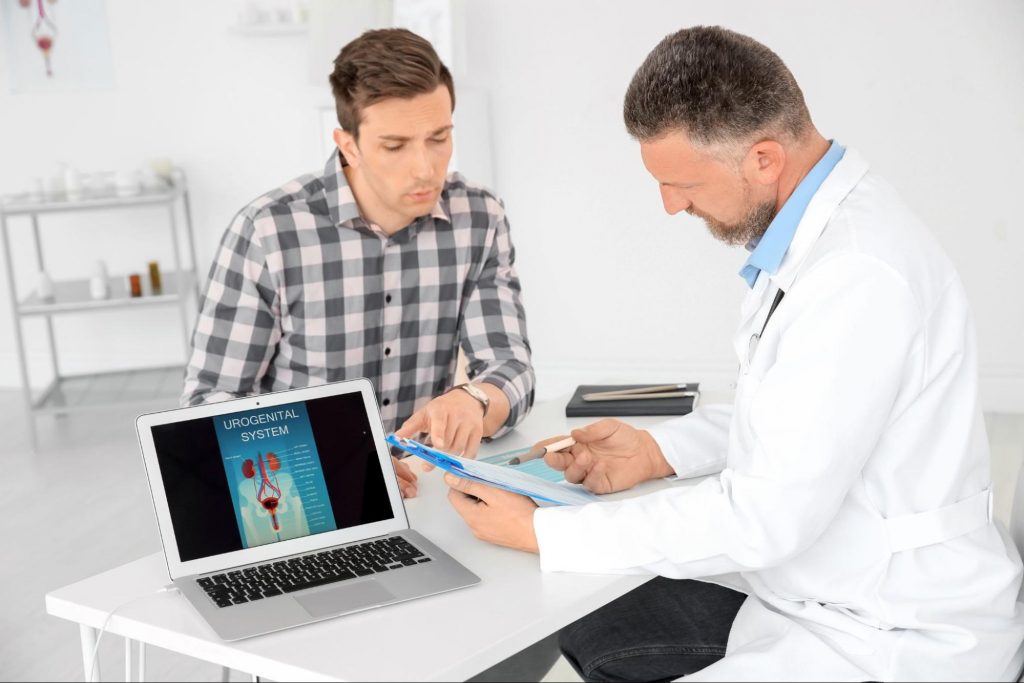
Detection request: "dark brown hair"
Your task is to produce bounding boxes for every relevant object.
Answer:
[328,28,455,139]
[624,26,811,146]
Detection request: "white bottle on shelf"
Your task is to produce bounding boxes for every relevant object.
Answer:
[89,260,110,300]
[36,270,55,301]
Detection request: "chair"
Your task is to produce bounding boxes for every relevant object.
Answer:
[1009,455,1024,681]
[1011,457,1024,575]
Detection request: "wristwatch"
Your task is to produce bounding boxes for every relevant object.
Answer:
[451,383,489,417]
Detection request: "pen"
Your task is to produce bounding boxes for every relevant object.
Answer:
[582,391,697,402]
[508,436,576,465]
[582,384,691,401]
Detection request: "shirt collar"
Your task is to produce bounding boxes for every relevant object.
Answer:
[738,140,846,288]
[321,150,451,230]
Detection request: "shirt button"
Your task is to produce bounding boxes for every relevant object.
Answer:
[385,347,391,356]
[382,398,391,406]
[385,294,392,304]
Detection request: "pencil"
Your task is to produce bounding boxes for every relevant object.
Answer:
[508,436,576,465]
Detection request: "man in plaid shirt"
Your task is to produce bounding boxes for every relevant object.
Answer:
[182,29,534,498]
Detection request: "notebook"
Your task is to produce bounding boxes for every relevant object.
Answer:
[565,383,700,418]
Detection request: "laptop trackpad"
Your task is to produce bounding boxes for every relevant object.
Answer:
[295,581,396,617]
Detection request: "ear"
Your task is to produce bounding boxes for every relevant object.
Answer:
[333,128,361,169]
[743,140,786,187]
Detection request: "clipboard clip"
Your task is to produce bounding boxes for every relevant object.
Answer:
[386,435,465,471]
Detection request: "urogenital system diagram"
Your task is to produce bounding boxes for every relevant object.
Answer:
[242,451,283,532]
[215,405,330,548]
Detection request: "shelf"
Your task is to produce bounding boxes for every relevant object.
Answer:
[229,22,308,36]
[0,184,182,216]
[31,366,184,415]
[18,270,196,316]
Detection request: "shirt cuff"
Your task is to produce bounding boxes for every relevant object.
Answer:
[478,369,533,435]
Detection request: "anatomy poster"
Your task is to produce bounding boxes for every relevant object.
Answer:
[214,403,337,548]
[2,0,115,93]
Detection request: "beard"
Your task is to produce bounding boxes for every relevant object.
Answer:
[688,193,777,247]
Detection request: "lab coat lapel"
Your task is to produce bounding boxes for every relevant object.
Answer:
[731,148,871,366]
[774,148,870,291]
[734,275,773,362]
[733,148,868,368]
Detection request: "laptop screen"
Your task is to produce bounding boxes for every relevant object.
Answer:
[150,391,395,563]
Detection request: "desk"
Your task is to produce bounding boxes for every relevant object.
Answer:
[45,398,700,681]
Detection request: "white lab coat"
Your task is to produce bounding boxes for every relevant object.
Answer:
[534,149,1024,681]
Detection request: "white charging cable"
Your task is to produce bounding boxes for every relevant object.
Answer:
[85,585,180,683]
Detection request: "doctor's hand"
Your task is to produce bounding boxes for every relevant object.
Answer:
[395,390,486,470]
[542,419,674,494]
[392,456,418,499]
[444,473,539,553]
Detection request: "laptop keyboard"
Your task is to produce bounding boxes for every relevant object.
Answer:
[196,536,431,608]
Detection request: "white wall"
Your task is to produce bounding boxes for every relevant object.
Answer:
[459,0,1024,408]
[0,0,1021,409]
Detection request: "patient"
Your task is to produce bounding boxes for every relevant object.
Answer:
[181,28,535,499]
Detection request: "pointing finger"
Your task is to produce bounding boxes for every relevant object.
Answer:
[395,411,428,439]
[430,411,449,450]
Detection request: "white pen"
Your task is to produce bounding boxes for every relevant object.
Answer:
[508,436,576,465]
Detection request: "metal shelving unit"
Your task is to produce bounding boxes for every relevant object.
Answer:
[0,173,200,448]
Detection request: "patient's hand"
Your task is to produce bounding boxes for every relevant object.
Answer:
[540,419,673,494]
[395,390,486,469]
[392,456,418,498]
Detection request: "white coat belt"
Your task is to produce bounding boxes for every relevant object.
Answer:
[884,488,993,553]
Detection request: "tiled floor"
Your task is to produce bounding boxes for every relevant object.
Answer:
[2,389,1022,682]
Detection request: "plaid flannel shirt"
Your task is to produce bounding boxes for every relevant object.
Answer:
[181,152,534,434]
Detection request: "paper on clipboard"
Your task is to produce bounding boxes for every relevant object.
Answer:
[386,435,600,506]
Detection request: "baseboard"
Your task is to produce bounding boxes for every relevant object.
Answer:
[981,365,1024,413]
[532,358,738,403]
[534,358,1024,414]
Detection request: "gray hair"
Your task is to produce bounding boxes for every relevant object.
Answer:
[624,26,811,147]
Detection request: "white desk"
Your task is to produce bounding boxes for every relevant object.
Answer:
[45,399,698,681]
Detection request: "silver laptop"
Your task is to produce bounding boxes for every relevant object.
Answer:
[135,378,480,641]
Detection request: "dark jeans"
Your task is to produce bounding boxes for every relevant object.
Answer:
[558,578,747,682]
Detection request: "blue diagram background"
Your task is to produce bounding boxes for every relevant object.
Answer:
[214,401,337,547]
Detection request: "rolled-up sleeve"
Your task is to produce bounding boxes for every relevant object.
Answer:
[459,204,534,434]
[180,211,281,406]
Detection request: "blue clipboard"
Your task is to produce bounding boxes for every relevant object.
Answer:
[386,435,594,506]
[386,435,466,472]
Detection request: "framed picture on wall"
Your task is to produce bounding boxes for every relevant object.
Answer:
[1,0,116,94]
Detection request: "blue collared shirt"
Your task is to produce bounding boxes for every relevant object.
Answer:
[739,141,845,288]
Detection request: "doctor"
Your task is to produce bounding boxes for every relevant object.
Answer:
[444,26,1024,681]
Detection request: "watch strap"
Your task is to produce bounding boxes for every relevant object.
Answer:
[451,383,489,417]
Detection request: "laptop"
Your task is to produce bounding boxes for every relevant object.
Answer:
[135,378,480,641]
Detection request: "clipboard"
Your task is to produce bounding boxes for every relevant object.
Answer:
[386,435,600,506]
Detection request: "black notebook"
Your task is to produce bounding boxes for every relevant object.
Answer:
[565,383,700,418]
